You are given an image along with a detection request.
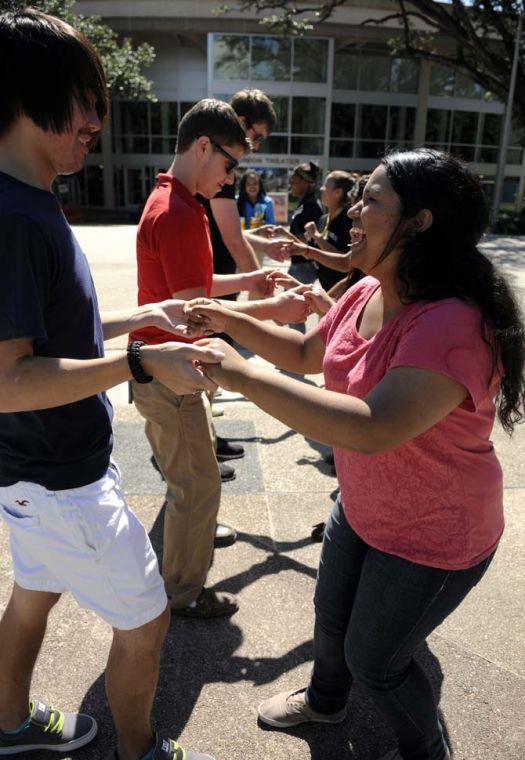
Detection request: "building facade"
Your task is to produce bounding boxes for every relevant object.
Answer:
[70,0,524,214]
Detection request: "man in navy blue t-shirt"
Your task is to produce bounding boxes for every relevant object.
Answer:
[0,10,221,760]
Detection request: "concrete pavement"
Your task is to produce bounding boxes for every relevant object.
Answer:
[0,227,523,759]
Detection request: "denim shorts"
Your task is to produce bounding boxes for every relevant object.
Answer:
[0,463,167,630]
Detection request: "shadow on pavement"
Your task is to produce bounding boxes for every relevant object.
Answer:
[67,498,451,760]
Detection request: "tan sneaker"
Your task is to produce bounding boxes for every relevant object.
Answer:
[257,688,346,728]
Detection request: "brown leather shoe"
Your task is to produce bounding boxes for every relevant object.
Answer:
[171,588,238,619]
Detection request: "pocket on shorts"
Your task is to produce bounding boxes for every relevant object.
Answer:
[56,472,126,557]
[0,502,40,529]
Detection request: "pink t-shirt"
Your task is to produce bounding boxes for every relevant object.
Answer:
[318,276,504,570]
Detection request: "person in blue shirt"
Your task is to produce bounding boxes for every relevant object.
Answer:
[236,170,275,229]
[0,9,222,760]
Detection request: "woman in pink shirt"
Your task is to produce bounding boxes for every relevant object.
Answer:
[186,149,525,760]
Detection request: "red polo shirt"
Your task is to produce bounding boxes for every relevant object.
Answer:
[130,173,213,345]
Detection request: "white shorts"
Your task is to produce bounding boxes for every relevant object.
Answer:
[0,464,167,630]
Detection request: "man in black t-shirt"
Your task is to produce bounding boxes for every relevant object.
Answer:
[199,89,277,277]
[198,89,277,498]
[0,11,219,760]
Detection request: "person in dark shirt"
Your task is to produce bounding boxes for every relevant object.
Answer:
[197,89,278,493]
[305,171,355,291]
[0,10,221,760]
[287,161,324,288]
[199,88,277,278]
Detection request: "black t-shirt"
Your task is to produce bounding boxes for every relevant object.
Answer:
[315,209,352,291]
[290,191,324,265]
[198,182,237,275]
[0,171,113,490]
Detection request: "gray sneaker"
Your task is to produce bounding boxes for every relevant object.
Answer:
[112,734,215,760]
[0,699,97,754]
[257,688,346,728]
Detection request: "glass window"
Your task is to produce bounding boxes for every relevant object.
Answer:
[426,109,452,143]
[359,57,390,91]
[180,101,197,118]
[331,103,355,139]
[265,136,289,154]
[120,102,148,137]
[291,136,324,155]
[455,73,483,99]
[252,36,290,81]
[356,141,385,159]
[449,145,476,161]
[390,59,419,94]
[451,111,478,144]
[271,96,289,132]
[388,106,415,142]
[330,140,354,158]
[333,48,359,89]
[507,147,523,164]
[482,113,501,146]
[293,38,328,83]
[429,65,455,96]
[502,178,519,204]
[150,102,162,135]
[479,147,499,163]
[85,166,104,206]
[292,97,325,134]
[213,35,249,79]
[359,105,388,140]
[167,102,179,135]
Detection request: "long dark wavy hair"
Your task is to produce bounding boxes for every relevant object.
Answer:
[236,170,266,217]
[379,148,525,434]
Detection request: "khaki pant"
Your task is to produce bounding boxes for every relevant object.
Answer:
[132,380,221,608]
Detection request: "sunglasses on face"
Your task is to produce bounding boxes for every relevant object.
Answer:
[245,120,266,146]
[210,140,239,174]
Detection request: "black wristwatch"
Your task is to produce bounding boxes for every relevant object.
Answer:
[127,340,153,383]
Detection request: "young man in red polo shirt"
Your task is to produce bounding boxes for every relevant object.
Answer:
[130,99,269,619]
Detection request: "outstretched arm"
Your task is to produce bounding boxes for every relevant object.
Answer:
[185,300,324,375]
[0,337,224,413]
[100,300,190,341]
[198,339,469,455]
[286,240,352,273]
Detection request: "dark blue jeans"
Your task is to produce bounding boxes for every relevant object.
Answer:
[306,498,494,760]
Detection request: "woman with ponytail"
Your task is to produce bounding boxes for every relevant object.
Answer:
[186,149,524,760]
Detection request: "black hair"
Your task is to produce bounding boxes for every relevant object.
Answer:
[293,161,320,186]
[230,88,277,132]
[176,98,250,154]
[381,148,525,433]
[237,170,266,216]
[348,174,369,206]
[325,170,355,205]
[0,8,108,137]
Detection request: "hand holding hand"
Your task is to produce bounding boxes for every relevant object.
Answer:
[303,284,335,316]
[196,338,251,393]
[271,288,310,325]
[142,299,190,336]
[184,298,231,335]
[251,224,277,239]
[141,342,225,394]
[265,270,302,290]
[264,238,292,262]
[304,221,318,242]
[244,269,276,298]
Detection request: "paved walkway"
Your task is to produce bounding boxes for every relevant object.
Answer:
[0,227,523,759]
